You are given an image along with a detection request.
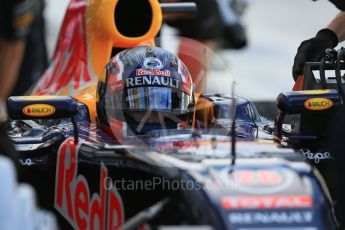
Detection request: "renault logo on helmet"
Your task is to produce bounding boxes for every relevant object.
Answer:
[144,57,163,69]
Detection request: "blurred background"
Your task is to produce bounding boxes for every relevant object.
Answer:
[45,0,340,101]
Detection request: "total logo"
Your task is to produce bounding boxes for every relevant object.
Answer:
[23,104,56,117]
[221,195,313,209]
[55,138,124,230]
[304,98,333,111]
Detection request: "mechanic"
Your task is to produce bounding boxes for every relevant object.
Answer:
[0,0,37,159]
[96,46,195,141]
[292,1,345,84]
[10,0,47,96]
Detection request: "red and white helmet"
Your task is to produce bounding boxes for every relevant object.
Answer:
[96,46,194,141]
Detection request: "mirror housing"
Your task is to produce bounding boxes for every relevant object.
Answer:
[277,89,342,114]
[7,96,78,120]
[274,89,343,145]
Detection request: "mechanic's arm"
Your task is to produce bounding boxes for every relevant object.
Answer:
[0,40,26,101]
[0,0,36,161]
[327,11,345,42]
[0,40,26,121]
[0,0,36,121]
[292,11,345,81]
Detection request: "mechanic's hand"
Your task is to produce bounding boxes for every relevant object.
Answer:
[292,29,338,81]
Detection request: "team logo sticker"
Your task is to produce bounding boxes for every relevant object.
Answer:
[23,104,56,117]
[221,195,313,209]
[135,69,171,77]
[135,57,171,77]
[299,149,332,163]
[304,98,333,111]
[228,210,314,225]
[55,138,124,229]
[143,57,163,69]
[126,75,179,89]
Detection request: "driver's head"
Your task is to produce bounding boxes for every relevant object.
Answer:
[96,46,194,140]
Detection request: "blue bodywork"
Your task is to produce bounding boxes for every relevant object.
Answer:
[7,94,337,229]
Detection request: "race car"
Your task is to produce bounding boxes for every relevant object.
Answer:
[6,0,339,229]
[7,93,338,229]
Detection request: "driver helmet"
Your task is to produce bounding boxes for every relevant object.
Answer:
[96,46,194,141]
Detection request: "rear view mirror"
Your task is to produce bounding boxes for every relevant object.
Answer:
[7,96,78,120]
[276,89,342,114]
[274,89,343,144]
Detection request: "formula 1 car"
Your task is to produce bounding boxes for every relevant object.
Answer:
[6,0,339,229]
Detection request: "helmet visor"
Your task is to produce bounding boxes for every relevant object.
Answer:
[106,86,192,120]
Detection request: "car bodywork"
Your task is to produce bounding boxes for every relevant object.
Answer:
[8,94,337,229]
